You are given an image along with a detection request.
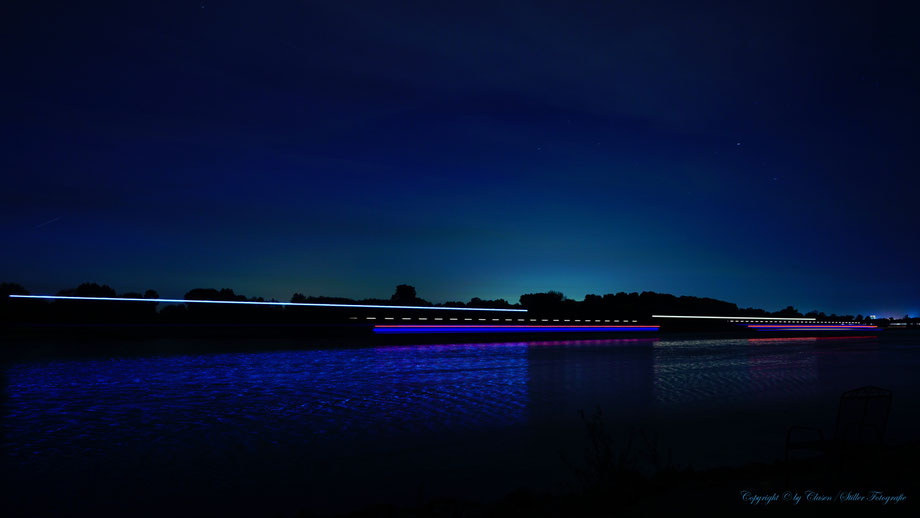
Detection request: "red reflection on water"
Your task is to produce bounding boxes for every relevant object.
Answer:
[748,336,877,343]
[745,324,878,329]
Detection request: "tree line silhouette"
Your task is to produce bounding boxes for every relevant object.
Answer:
[1,281,901,326]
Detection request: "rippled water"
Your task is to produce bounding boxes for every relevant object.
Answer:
[3,334,920,516]
[3,344,529,463]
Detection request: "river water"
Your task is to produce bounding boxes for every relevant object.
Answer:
[3,333,919,516]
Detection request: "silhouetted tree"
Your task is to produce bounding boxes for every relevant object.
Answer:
[50,283,118,322]
[391,284,416,303]
[114,292,157,321]
[1,282,33,322]
[520,291,565,306]
[0,282,29,297]
[158,304,187,322]
[183,288,248,322]
[583,294,603,304]
[739,307,770,317]
[519,291,565,315]
[467,297,512,308]
[3,279,871,328]
[774,306,803,317]
[390,285,430,306]
[185,288,246,301]
[59,282,117,298]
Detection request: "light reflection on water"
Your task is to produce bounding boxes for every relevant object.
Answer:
[2,339,669,465]
[3,344,533,464]
[3,335,902,462]
[651,338,817,405]
[2,334,919,514]
[650,336,885,406]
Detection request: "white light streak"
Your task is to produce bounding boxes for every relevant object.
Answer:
[8,295,527,312]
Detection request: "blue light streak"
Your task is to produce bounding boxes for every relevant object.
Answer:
[373,325,659,334]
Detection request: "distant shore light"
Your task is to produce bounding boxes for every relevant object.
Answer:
[7,295,527,312]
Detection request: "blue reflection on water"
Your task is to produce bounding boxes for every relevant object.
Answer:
[3,335,920,516]
[4,335,907,467]
[2,343,536,466]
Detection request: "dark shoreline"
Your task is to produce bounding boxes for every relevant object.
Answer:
[326,447,920,518]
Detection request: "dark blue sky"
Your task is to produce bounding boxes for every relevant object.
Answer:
[3,1,918,316]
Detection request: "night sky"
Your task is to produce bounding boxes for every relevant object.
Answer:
[3,1,918,316]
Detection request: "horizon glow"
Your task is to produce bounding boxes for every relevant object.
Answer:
[4,3,919,318]
[7,294,527,312]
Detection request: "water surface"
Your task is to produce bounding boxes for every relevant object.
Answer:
[3,334,919,515]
